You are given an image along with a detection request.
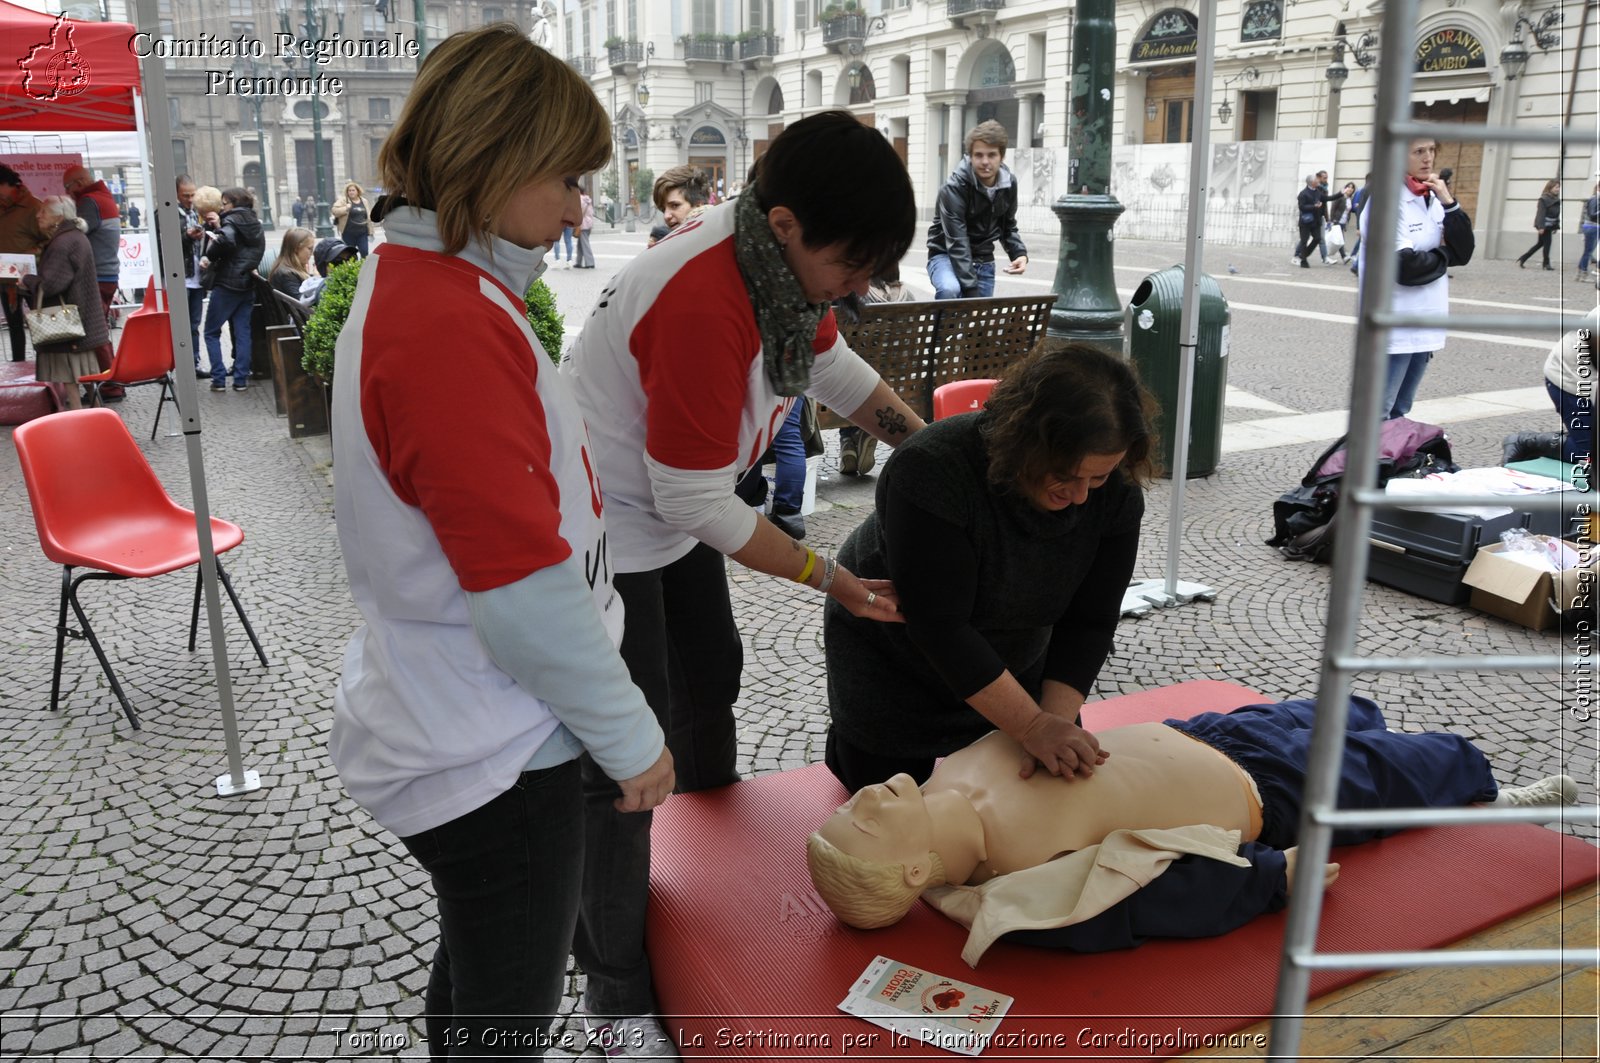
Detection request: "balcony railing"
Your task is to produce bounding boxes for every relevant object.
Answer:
[821,13,866,48]
[680,36,733,62]
[607,41,645,70]
[567,55,596,77]
[947,0,1005,15]
[738,33,781,61]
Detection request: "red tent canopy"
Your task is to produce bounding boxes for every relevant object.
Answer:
[0,1,142,131]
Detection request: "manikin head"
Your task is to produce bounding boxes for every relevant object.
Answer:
[806,774,949,929]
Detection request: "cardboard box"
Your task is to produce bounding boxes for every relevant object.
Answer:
[1462,538,1597,632]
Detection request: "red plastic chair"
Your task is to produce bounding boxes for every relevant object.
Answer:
[78,309,179,439]
[12,409,267,729]
[932,378,999,420]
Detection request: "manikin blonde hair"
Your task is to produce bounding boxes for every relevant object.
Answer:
[806,831,947,929]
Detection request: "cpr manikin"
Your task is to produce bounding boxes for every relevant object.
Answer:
[806,698,1577,960]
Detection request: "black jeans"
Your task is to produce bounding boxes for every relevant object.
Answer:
[400,762,584,1061]
[575,541,743,1017]
[1519,229,1554,266]
[1294,221,1320,265]
[3,285,25,361]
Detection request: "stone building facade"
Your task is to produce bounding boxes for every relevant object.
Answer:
[561,0,1596,257]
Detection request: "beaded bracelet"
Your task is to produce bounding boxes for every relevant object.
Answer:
[793,547,818,586]
[817,553,838,594]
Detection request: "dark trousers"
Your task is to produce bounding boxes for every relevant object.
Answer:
[1167,696,1497,848]
[1293,222,1320,265]
[399,761,584,1061]
[184,285,206,369]
[825,726,940,793]
[3,285,25,361]
[575,541,743,1017]
[1548,379,1595,467]
[1519,229,1554,266]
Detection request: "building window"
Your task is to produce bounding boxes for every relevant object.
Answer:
[230,19,254,37]
[627,0,637,39]
[566,12,575,51]
[240,139,261,157]
[694,81,714,103]
[172,139,189,179]
[483,7,503,25]
[426,4,448,40]
[605,0,616,39]
[168,97,182,128]
[693,0,715,33]
[227,0,250,15]
[362,9,391,70]
[582,11,591,53]
[292,99,331,120]
[369,97,391,121]
[1240,1,1283,43]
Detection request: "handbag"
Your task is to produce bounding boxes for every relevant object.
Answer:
[1325,223,1345,250]
[24,295,86,346]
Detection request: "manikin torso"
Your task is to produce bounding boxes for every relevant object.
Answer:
[928,726,1258,884]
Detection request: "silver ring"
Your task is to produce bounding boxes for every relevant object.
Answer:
[865,592,877,607]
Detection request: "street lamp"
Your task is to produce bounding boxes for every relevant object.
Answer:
[234,56,275,228]
[278,0,341,237]
[1217,66,1259,125]
[1325,23,1376,92]
[1500,9,1562,81]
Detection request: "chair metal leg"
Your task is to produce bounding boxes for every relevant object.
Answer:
[188,568,204,651]
[216,561,268,667]
[151,372,179,440]
[64,570,140,730]
[51,566,71,714]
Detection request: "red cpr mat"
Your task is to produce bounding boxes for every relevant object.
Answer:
[646,680,1598,1059]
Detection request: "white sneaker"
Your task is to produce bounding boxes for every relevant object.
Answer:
[582,1013,680,1060]
[1494,774,1579,808]
[1291,256,1302,266]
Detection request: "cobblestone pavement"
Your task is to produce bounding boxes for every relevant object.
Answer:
[1,234,1594,1060]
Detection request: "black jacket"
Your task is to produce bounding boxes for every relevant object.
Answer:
[1535,193,1560,231]
[925,159,1027,295]
[1297,184,1326,224]
[205,207,265,292]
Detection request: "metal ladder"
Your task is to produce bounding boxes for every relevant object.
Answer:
[1268,0,1600,1055]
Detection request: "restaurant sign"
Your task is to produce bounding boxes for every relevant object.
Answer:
[1130,9,1199,63]
[1415,28,1486,72]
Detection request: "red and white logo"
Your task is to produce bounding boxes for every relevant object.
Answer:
[19,14,92,103]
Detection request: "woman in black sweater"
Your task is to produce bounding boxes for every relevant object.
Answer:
[822,342,1159,792]
[1518,179,1562,269]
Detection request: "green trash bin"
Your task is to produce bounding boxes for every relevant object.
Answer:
[1124,265,1230,478]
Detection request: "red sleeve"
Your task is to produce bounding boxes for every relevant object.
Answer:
[631,249,764,470]
[361,273,570,592]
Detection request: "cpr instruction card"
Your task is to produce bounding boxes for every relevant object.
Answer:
[837,955,1013,1056]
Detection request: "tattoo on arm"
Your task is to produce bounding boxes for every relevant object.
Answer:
[875,406,909,437]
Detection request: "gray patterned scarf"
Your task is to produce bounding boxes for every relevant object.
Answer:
[733,187,827,396]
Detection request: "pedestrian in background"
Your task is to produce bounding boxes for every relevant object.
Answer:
[200,187,264,393]
[1517,179,1561,270]
[574,188,596,268]
[1291,173,1324,268]
[1324,181,1354,265]
[331,181,372,257]
[1577,180,1598,281]
[0,163,47,363]
[63,164,122,399]
[1358,137,1474,419]
[326,25,672,1061]
[292,197,305,227]
[21,196,109,411]
[926,119,1027,299]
